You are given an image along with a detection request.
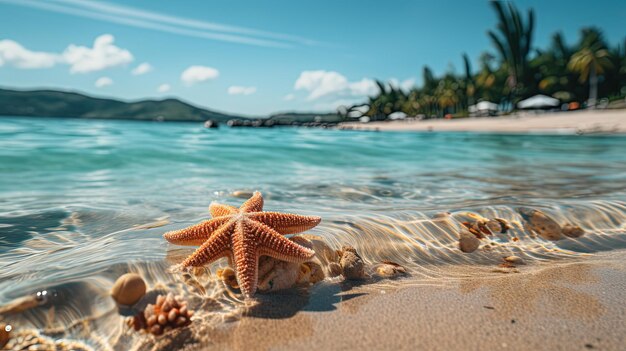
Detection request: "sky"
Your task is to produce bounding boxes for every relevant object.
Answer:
[0,0,625,116]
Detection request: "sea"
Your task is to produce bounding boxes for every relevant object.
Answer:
[1,116,625,349]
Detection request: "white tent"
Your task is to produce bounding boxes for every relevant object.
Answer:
[468,101,498,113]
[388,111,407,120]
[518,95,559,109]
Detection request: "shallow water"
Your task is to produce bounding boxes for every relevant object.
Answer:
[1,117,626,349]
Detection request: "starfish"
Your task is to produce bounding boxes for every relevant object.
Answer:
[163,191,321,297]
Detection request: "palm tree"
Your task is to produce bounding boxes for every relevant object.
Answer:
[568,28,613,107]
[487,1,534,99]
[462,53,476,108]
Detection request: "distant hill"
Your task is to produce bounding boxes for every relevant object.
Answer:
[0,88,243,122]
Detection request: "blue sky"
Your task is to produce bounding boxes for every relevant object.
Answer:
[1,0,624,116]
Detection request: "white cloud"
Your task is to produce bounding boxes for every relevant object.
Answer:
[283,93,295,101]
[62,34,133,74]
[157,83,171,93]
[95,76,113,88]
[180,65,219,85]
[0,35,134,74]
[132,62,152,75]
[228,86,256,95]
[5,0,321,48]
[294,70,378,100]
[0,39,59,69]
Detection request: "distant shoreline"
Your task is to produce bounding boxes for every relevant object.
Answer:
[340,110,626,135]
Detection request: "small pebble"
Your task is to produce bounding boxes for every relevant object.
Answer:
[519,208,562,241]
[111,273,147,306]
[459,229,480,253]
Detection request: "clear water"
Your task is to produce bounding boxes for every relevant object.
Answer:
[1,116,625,349]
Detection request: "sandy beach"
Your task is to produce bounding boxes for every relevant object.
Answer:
[340,109,626,134]
[153,252,626,351]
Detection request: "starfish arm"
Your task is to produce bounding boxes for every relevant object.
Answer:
[209,202,237,218]
[249,212,321,234]
[232,222,261,297]
[163,217,228,246]
[239,191,264,212]
[181,223,234,267]
[253,222,315,263]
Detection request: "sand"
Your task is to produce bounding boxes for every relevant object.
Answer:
[142,252,626,351]
[340,109,626,134]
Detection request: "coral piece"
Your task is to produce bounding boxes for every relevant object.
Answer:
[163,191,320,297]
[339,246,366,280]
[111,273,147,306]
[562,224,585,238]
[126,293,193,336]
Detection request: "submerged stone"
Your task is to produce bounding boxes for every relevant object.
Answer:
[562,224,585,238]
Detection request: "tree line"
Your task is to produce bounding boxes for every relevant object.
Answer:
[346,1,625,120]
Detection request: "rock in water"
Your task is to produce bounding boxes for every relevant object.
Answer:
[519,208,562,241]
[562,224,585,238]
[459,228,480,253]
[339,246,366,280]
[111,273,147,306]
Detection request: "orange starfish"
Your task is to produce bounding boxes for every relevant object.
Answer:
[163,191,320,297]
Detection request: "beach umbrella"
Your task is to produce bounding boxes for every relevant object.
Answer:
[517,95,560,109]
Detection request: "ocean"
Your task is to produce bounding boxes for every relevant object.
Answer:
[1,116,625,348]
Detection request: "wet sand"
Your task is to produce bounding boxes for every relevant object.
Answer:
[142,252,626,351]
[340,109,626,134]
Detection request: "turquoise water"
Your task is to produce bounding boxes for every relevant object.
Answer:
[1,116,626,348]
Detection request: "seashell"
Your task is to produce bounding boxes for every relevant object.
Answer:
[111,273,147,306]
[297,262,312,284]
[217,267,239,289]
[258,257,300,292]
[503,256,525,265]
[519,208,562,241]
[374,261,407,278]
[328,262,342,277]
[295,234,339,264]
[4,329,92,351]
[562,224,585,238]
[0,324,10,349]
[339,246,366,280]
[304,262,325,283]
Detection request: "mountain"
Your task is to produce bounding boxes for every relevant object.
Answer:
[0,88,244,122]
